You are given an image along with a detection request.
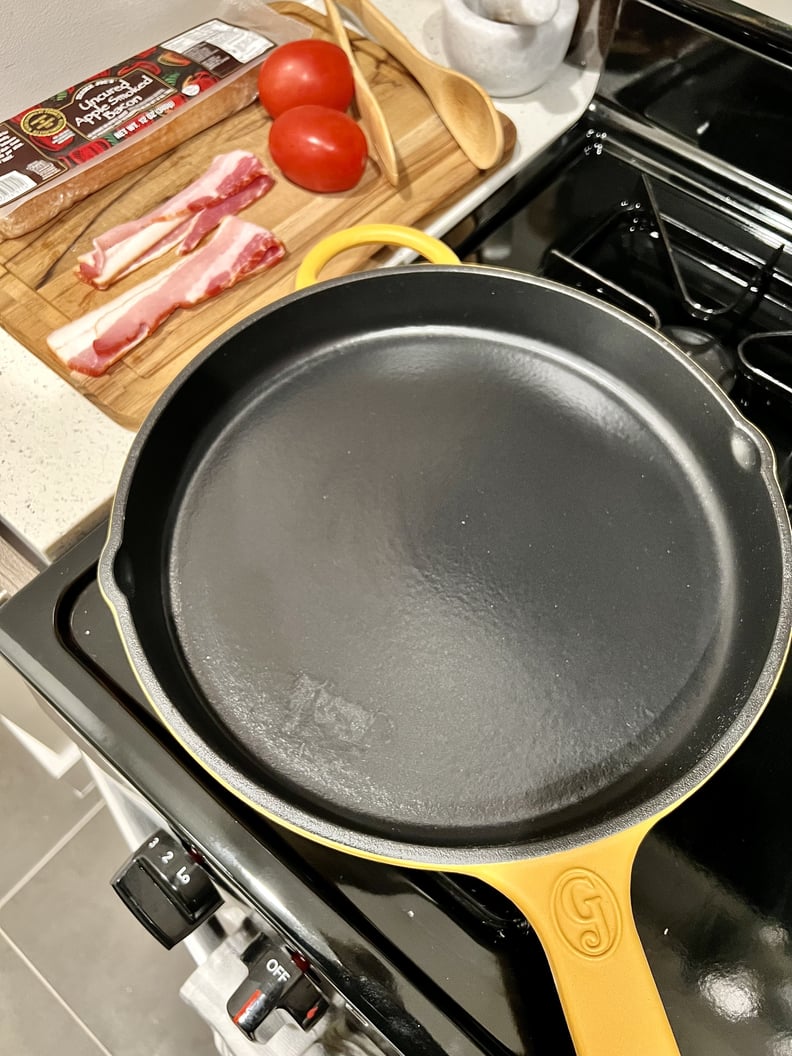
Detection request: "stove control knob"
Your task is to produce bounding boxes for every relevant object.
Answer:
[228,937,327,1042]
[111,829,222,949]
[280,974,329,1031]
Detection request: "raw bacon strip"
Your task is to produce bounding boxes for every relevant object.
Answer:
[83,150,267,262]
[77,151,273,289]
[178,174,275,254]
[49,217,285,377]
[78,215,186,288]
[111,173,275,283]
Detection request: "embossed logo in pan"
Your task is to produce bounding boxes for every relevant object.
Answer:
[551,868,622,958]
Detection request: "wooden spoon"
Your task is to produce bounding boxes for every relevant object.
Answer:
[324,0,400,186]
[339,0,505,170]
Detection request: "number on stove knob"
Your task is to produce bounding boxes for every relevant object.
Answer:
[111,829,222,949]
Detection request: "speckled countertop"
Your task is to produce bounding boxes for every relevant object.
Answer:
[3,0,785,563]
[0,348,133,563]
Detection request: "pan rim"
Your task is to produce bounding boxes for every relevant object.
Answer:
[99,264,792,867]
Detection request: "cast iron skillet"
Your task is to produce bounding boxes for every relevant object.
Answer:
[100,226,792,1056]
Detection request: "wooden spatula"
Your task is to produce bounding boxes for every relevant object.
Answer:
[324,0,400,186]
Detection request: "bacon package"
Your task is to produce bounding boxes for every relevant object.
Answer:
[0,16,305,237]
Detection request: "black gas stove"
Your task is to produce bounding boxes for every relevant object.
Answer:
[2,1,792,1054]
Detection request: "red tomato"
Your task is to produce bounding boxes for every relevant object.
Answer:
[269,105,367,193]
[258,40,354,119]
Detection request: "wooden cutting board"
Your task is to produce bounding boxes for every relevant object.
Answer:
[0,3,515,429]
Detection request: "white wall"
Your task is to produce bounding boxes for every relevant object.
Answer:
[2,0,790,119]
[1,0,225,118]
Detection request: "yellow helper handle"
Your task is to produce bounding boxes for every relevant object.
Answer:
[466,821,681,1056]
[294,223,460,290]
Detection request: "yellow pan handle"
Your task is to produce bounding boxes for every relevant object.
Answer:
[465,821,680,1056]
[294,223,460,290]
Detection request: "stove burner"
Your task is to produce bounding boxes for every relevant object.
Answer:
[640,175,784,323]
[662,325,738,390]
[737,330,792,400]
[545,249,661,328]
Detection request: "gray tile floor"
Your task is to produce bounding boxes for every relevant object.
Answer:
[0,720,218,1055]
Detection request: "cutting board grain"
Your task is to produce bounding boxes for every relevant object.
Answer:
[0,3,515,429]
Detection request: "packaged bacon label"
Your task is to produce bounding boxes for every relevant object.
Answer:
[0,20,275,209]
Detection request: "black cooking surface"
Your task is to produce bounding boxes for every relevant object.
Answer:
[455,124,792,495]
[542,156,792,359]
[461,139,792,332]
[616,37,792,195]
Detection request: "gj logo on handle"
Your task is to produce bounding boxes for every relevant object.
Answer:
[552,868,622,958]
